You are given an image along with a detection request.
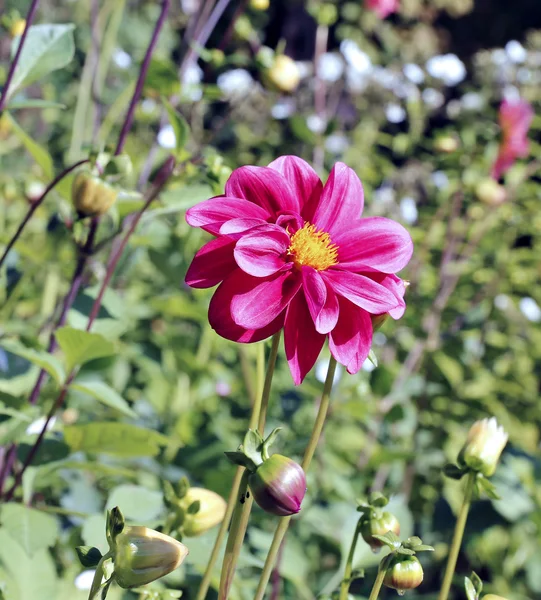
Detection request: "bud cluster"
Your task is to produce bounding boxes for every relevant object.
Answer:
[357,492,401,553]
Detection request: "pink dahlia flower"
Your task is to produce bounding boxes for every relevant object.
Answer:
[185,157,413,384]
[492,98,534,180]
[366,0,399,19]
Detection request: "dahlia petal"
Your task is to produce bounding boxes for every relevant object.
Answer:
[231,269,302,330]
[284,292,326,385]
[185,237,237,289]
[336,217,413,273]
[323,270,400,314]
[377,273,407,318]
[329,299,373,375]
[186,196,270,235]
[268,156,323,220]
[275,211,304,233]
[302,267,339,334]
[209,269,285,342]
[312,163,364,236]
[225,166,299,214]
[220,217,268,238]
[234,226,290,277]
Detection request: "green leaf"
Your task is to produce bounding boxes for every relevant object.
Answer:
[17,439,70,466]
[106,484,164,522]
[75,546,103,568]
[70,380,136,417]
[0,340,65,385]
[0,503,58,556]
[6,98,66,111]
[464,577,478,600]
[443,463,466,480]
[4,113,54,179]
[9,24,76,96]
[63,422,169,457]
[367,349,378,368]
[55,328,115,372]
[163,98,190,156]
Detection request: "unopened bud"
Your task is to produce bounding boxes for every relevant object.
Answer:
[458,417,508,477]
[72,170,118,216]
[250,0,270,9]
[248,454,306,516]
[112,526,188,589]
[179,488,227,537]
[475,179,506,206]
[383,555,424,593]
[10,19,26,38]
[434,135,459,153]
[264,55,301,93]
[360,511,400,552]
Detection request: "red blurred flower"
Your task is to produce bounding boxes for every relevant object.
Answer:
[492,98,534,180]
[185,157,412,384]
[366,0,399,19]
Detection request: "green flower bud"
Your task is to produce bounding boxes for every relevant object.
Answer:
[434,134,459,153]
[360,511,401,552]
[383,555,424,593]
[264,55,301,93]
[250,0,269,9]
[458,417,508,477]
[475,179,506,206]
[248,454,306,516]
[112,526,188,589]
[72,170,118,216]
[179,488,227,537]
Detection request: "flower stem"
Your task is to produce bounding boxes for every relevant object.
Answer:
[0,0,40,112]
[253,356,338,600]
[339,518,363,600]
[368,564,387,600]
[437,471,476,600]
[216,332,281,600]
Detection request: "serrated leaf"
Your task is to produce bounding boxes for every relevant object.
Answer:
[4,113,54,179]
[55,328,115,372]
[70,380,135,417]
[63,422,169,457]
[9,24,75,96]
[0,340,65,385]
[0,503,58,556]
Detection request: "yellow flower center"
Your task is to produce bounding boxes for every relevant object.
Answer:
[287,222,338,271]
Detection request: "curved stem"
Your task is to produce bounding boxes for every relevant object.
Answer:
[339,518,362,600]
[437,471,476,600]
[114,0,170,155]
[0,0,41,112]
[216,332,281,600]
[368,565,387,600]
[253,356,338,600]
[0,159,88,271]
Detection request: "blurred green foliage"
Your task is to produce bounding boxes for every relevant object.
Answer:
[0,1,540,599]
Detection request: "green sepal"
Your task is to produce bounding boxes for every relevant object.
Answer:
[224,451,259,472]
[162,480,178,507]
[367,349,378,368]
[464,571,483,600]
[187,500,200,515]
[371,531,401,551]
[176,476,190,499]
[475,475,500,500]
[396,547,415,555]
[443,463,467,480]
[107,506,125,541]
[75,545,103,567]
[261,427,282,460]
[242,429,264,466]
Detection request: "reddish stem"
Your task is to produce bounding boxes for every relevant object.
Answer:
[0,0,41,112]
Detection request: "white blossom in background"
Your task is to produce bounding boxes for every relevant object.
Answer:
[519,297,541,322]
[157,125,176,149]
[494,294,511,311]
[491,48,508,66]
[373,185,395,207]
[503,85,521,101]
[431,171,449,189]
[215,381,232,397]
[505,40,527,63]
[385,102,406,123]
[295,61,312,79]
[461,92,484,111]
[400,196,418,224]
[26,416,57,435]
[217,69,253,99]
[341,40,373,92]
[141,98,157,114]
[517,68,533,84]
[446,99,462,118]
[422,87,445,109]
[75,570,96,591]
[372,66,400,90]
[112,48,132,69]
[426,54,466,86]
[325,133,349,154]
[271,98,295,120]
[374,332,387,346]
[181,63,203,102]
[181,0,200,15]
[315,359,343,385]
[403,63,425,84]
[317,52,344,82]
[306,114,326,134]
[394,81,420,100]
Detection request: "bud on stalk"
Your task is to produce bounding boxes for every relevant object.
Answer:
[72,170,118,216]
[248,454,306,516]
[264,55,301,93]
[360,511,401,552]
[112,526,188,588]
[457,417,508,477]
[383,555,424,594]
[180,488,227,537]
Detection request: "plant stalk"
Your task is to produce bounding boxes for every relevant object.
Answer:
[0,0,40,112]
[253,356,338,600]
[368,564,387,600]
[339,518,363,600]
[437,471,476,600]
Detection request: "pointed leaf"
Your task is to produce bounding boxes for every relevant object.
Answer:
[0,340,65,385]
[464,577,478,600]
[70,380,135,417]
[75,546,103,568]
[0,503,58,556]
[3,114,54,179]
[55,328,115,372]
